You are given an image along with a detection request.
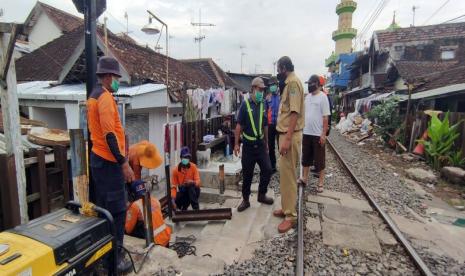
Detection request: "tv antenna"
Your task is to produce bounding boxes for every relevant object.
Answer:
[412,6,420,26]
[240,45,246,73]
[191,9,215,58]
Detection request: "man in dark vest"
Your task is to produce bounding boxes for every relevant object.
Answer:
[234,77,274,212]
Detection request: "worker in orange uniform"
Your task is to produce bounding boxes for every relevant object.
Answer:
[87,56,133,273]
[128,140,163,180]
[125,180,171,247]
[171,147,201,210]
[125,140,169,246]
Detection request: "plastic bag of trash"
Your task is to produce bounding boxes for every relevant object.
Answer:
[196,149,211,168]
[360,119,372,135]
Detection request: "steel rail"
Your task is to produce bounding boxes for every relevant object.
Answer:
[327,137,433,276]
[296,182,305,276]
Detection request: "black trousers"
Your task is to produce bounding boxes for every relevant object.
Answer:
[175,185,200,210]
[241,142,272,199]
[268,124,278,170]
[90,153,126,250]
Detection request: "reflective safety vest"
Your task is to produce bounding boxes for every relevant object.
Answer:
[241,99,264,141]
[125,197,171,247]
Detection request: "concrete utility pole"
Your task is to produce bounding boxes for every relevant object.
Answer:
[191,9,215,58]
[0,23,28,223]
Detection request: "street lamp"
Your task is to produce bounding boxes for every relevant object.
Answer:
[141,10,171,217]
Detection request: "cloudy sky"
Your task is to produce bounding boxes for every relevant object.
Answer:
[3,0,465,81]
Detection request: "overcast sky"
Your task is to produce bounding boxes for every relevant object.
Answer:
[3,0,465,81]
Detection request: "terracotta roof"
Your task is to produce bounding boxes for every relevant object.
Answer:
[23,2,83,35]
[16,26,83,82]
[180,58,238,88]
[413,65,465,93]
[16,26,215,91]
[375,22,465,50]
[394,60,459,82]
[105,31,213,90]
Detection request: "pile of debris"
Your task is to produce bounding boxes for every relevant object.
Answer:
[335,112,374,145]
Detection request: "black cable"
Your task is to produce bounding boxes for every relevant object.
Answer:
[119,244,155,274]
[169,235,197,258]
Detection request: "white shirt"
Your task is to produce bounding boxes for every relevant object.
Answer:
[303,91,331,136]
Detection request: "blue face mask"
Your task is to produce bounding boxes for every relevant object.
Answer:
[269,85,278,94]
[181,158,190,165]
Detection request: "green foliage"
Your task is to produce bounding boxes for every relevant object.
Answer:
[367,97,402,142]
[418,112,463,170]
[448,151,465,168]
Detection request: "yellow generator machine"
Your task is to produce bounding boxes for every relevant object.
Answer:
[0,202,117,275]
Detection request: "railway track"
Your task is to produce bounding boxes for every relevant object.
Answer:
[295,136,434,275]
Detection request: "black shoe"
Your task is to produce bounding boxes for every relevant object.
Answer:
[237,199,250,212]
[257,193,274,205]
[271,168,277,174]
[117,254,132,274]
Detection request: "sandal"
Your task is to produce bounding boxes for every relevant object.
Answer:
[297,178,307,187]
[317,185,324,193]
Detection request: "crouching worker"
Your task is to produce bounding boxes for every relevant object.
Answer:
[125,180,171,247]
[171,147,201,210]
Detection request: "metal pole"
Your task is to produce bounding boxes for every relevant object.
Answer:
[84,0,97,98]
[84,0,97,203]
[147,10,171,218]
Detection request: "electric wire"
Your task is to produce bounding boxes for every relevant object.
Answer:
[442,14,465,24]
[423,0,451,25]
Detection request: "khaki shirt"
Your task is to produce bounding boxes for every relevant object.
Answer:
[276,72,305,133]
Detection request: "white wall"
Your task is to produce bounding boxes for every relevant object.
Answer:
[64,104,80,129]
[30,106,67,129]
[147,107,183,180]
[28,13,62,50]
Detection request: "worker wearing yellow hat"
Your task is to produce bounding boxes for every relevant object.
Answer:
[125,141,170,246]
[128,140,163,180]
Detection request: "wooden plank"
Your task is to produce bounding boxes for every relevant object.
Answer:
[69,129,87,203]
[54,146,70,203]
[29,148,48,218]
[0,154,21,229]
[0,30,28,223]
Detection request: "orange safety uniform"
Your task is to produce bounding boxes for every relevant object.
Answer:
[87,86,126,162]
[128,141,163,180]
[170,163,201,198]
[125,197,171,247]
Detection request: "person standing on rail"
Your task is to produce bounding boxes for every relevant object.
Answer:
[273,56,305,234]
[266,76,281,173]
[87,56,134,273]
[234,77,274,212]
[299,75,330,193]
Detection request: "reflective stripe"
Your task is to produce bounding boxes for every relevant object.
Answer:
[153,224,167,236]
[243,99,264,141]
[135,201,143,213]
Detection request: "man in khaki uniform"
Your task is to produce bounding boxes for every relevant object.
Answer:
[273,56,305,233]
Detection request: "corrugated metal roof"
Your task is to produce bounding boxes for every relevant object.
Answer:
[401,83,465,101]
[17,81,167,101]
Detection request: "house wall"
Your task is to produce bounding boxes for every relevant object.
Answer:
[29,106,67,129]
[28,13,62,50]
[125,107,183,180]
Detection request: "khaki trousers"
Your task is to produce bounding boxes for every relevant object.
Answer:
[278,132,302,220]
